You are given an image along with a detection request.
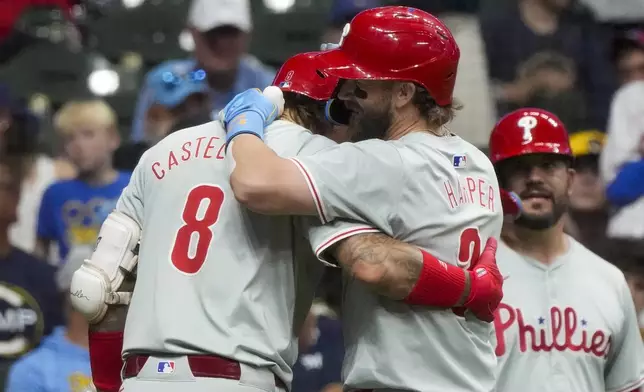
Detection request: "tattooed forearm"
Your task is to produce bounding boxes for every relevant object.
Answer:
[330,233,423,300]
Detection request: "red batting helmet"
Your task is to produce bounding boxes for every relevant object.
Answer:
[272,52,339,101]
[488,108,572,165]
[315,6,460,106]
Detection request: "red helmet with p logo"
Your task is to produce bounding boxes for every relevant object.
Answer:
[488,108,572,165]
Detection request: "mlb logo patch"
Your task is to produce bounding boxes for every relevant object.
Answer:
[157,361,175,374]
[279,81,291,88]
[453,155,467,168]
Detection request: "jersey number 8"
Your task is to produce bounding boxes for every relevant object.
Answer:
[171,184,224,274]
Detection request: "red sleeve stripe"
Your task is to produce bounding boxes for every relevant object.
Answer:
[612,375,644,392]
[289,158,329,224]
[315,226,379,267]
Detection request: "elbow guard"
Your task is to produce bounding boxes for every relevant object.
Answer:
[70,211,140,324]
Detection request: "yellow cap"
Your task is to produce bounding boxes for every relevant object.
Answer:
[569,130,605,157]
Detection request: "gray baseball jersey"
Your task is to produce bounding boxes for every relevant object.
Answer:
[494,237,644,392]
[116,120,369,388]
[291,132,504,392]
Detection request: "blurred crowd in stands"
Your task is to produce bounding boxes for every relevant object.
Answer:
[0,0,643,391]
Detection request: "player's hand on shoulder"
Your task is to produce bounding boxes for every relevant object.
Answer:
[219,87,284,143]
[455,237,504,323]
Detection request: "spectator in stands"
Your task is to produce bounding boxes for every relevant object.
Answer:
[612,29,644,85]
[0,157,63,389]
[292,301,344,392]
[480,0,616,129]
[35,100,130,265]
[114,60,210,171]
[6,246,93,392]
[519,52,587,132]
[600,80,644,251]
[600,31,644,240]
[0,84,76,253]
[129,0,274,142]
[567,130,613,258]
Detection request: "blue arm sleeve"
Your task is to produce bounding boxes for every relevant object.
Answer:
[5,359,45,392]
[605,159,644,207]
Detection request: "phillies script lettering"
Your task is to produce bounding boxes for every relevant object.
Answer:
[494,303,611,358]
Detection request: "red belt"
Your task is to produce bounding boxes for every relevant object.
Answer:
[123,354,286,389]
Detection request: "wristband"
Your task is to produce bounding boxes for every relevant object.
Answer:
[226,111,265,144]
[88,330,124,392]
[404,249,467,307]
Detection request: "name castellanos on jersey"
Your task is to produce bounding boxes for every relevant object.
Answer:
[443,154,497,212]
[495,304,611,358]
[151,136,226,180]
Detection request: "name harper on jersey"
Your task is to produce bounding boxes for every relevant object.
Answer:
[151,136,225,180]
[443,177,496,212]
[494,303,611,358]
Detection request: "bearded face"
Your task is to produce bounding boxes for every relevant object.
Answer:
[336,80,393,142]
[498,154,574,230]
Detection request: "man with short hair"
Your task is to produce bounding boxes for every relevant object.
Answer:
[489,108,644,392]
[130,0,275,142]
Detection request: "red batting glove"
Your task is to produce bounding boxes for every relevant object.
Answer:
[453,238,503,322]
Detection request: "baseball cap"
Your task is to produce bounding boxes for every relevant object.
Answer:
[328,0,382,26]
[57,245,94,292]
[144,60,209,109]
[188,0,252,33]
[569,130,605,157]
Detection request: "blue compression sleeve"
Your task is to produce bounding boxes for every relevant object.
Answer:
[606,159,644,207]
